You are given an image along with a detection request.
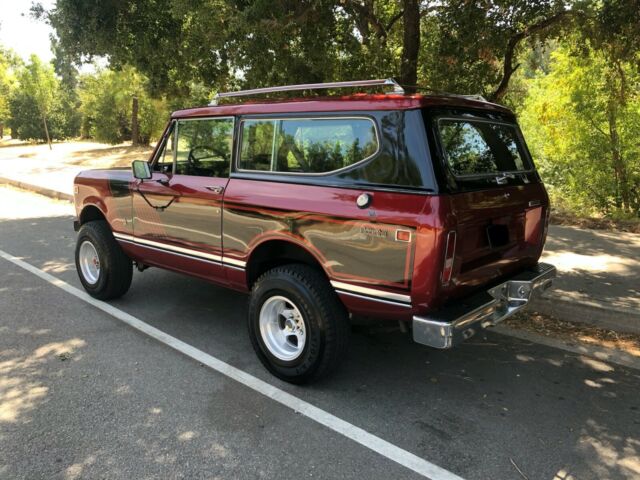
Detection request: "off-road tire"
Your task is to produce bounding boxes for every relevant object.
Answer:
[248,264,350,384]
[75,220,133,300]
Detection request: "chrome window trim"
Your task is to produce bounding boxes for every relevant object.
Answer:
[235,115,381,176]
[435,115,535,179]
[149,120,176,170]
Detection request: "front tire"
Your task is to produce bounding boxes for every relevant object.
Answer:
[248,264,350,384]
[75,220,132,300]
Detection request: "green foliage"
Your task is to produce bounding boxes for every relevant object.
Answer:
[9,56,53,141]
[7,54,80,141]
[0,48,20,130]
[519,45,640,217]
[78,67,169,144]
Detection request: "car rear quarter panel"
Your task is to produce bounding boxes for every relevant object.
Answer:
[222,179,443,320]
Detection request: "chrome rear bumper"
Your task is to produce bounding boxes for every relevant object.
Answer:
[413,263,556,349]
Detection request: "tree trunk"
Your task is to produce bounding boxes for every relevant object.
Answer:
[131,96,140,145]
[0,123,4,139]
[42,116,52,150]
[399,0,420,92]
[608,101,631,212]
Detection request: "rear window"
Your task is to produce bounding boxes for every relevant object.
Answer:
[437,119,531,176]
[238,117,378,174]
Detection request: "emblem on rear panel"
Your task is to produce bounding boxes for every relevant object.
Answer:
[360,224,388,238]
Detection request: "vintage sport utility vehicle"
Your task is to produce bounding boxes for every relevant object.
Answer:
[73,79,556,383]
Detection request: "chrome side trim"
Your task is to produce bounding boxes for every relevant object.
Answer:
[113,232,247,269]
[117,238,223,266]
[335,290,412,308]
[330,280,411,304]
[130,236,222,262]
[113,232,135,242]
[223,256,247,267]
[413,262,556,349]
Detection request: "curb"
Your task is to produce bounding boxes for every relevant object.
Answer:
[493,325,640,371]
[0,176,73,202]
[530,295,640,335]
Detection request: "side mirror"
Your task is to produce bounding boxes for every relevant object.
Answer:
[132,160,152,180]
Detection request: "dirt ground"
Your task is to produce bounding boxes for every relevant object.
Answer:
[506,312,640,357]
[551,209,640,234]
[0,139,154,169]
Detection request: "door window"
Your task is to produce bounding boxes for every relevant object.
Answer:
[174,118,234,177]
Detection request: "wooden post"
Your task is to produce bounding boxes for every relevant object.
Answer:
[131,95,140,145]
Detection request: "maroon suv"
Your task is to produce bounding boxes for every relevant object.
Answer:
[73,79,556,383]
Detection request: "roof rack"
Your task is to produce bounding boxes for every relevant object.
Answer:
[210,78,404,105]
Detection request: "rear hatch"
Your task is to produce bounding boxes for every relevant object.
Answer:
[423,108,549,301]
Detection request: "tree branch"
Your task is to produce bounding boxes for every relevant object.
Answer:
[343,1,387,39]
[489,10,574,102]
[385,10,404,32]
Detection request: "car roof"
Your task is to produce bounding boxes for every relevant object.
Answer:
[171,93,513,119]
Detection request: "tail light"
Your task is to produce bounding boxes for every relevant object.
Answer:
[540,207,550,246]
[441,231,457,285]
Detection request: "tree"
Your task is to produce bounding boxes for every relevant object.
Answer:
[0,47,19,139]
[9,55,58,146]
[519,45,640,216]
[41,0,602,101]
[78,66,168,144]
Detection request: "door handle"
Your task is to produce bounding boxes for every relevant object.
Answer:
[205,186,225,194]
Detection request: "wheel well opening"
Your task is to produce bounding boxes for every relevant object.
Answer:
[80,205,106,225]
[246,240,326,289]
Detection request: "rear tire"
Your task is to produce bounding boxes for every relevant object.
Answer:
[248,264,350,384]
[75,220,132,300]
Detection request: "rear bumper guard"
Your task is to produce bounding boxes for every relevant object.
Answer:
[413,262,556,349]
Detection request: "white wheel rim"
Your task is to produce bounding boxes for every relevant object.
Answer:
[259,295,306,361]
[79,240,101,285]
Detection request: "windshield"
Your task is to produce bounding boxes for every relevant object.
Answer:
[437,118,531,177]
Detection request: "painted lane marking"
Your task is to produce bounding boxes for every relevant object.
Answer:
[0,249,463,480]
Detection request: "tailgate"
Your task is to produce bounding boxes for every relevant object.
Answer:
[445,183,548,297]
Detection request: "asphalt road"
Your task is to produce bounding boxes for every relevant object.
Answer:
[1,187,639,480]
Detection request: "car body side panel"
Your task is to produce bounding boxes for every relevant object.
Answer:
[222,178,439,319]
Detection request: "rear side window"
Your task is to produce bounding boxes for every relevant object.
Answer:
[238,117,378,174]
[437,119,530,176]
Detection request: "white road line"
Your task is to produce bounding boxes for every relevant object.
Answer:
[0,248,464,480]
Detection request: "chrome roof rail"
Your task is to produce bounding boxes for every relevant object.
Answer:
[210,78,404,105]
[458,94,487,102]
